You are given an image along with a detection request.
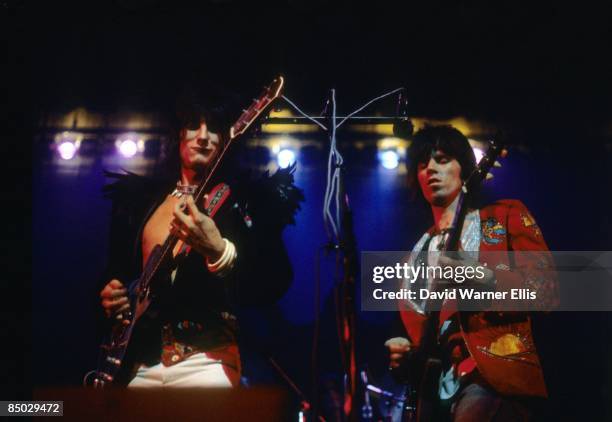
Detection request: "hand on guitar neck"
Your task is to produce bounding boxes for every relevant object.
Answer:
[170,195,226,262]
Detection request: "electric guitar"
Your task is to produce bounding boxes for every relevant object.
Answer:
[86,77,285,387]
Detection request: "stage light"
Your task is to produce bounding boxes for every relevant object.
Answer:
[379,149,399,169]
[118,139,138,158]
[472,147,484,164]
[58,141,77,160]
[277,149,296,168]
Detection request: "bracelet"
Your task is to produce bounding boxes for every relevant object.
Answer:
[206,238,237,276]
[217,242,237,277]
[207,239,229,269]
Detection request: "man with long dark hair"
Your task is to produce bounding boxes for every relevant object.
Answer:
[97,88,303,387]
[385,125,558,421]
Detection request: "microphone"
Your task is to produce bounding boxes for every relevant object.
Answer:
[393,89,414,139]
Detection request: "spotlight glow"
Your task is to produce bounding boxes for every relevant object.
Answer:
[58,141,77,160]
[472,147,484,163]
[277,149,296,169]
[118,139,138,158]
[380,150,399,169]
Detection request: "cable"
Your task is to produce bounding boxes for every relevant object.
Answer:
[323,90,340,241]
[282,95,328,130]
[322,89,346,242]
[336,87,405,129]
[283,92,339,242]
[286,88,404,243]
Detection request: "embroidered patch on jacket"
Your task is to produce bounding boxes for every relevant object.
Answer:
[476,333,537,364]
[520,212,542,237]
[488,333,527,356]
[481,218,506,245]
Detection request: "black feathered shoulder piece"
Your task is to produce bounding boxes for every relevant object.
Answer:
[102,166,304,231]
[102,170,174,208]
[231,163,304,231]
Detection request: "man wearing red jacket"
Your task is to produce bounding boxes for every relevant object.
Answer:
[385,125,558,421]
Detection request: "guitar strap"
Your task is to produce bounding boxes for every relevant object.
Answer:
[204,183,231,218]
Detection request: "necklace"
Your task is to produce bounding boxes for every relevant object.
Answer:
[434,227,452,250]
[171,181,198,198]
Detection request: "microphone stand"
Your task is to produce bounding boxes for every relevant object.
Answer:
[337,132,358,422]
[274,87,409,421]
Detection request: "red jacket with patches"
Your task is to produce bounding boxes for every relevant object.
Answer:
[399,199,559,397]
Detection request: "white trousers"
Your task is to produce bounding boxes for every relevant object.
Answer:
[127,346,241,388]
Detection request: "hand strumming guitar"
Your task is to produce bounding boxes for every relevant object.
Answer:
[100,279,129,321]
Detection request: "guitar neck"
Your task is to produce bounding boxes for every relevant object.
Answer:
[444,138,506,252]
[444,190,469,252]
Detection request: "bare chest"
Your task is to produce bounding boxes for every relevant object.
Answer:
[141,195,184,267]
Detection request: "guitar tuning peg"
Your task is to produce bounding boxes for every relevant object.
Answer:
[493,161,502,168]
[500,149,509,158]
[485,173,495,180]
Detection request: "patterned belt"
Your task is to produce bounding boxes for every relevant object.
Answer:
[160,319,235,367]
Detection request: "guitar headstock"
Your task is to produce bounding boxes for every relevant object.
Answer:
[463,134,508,193]
[230,76,285,140]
